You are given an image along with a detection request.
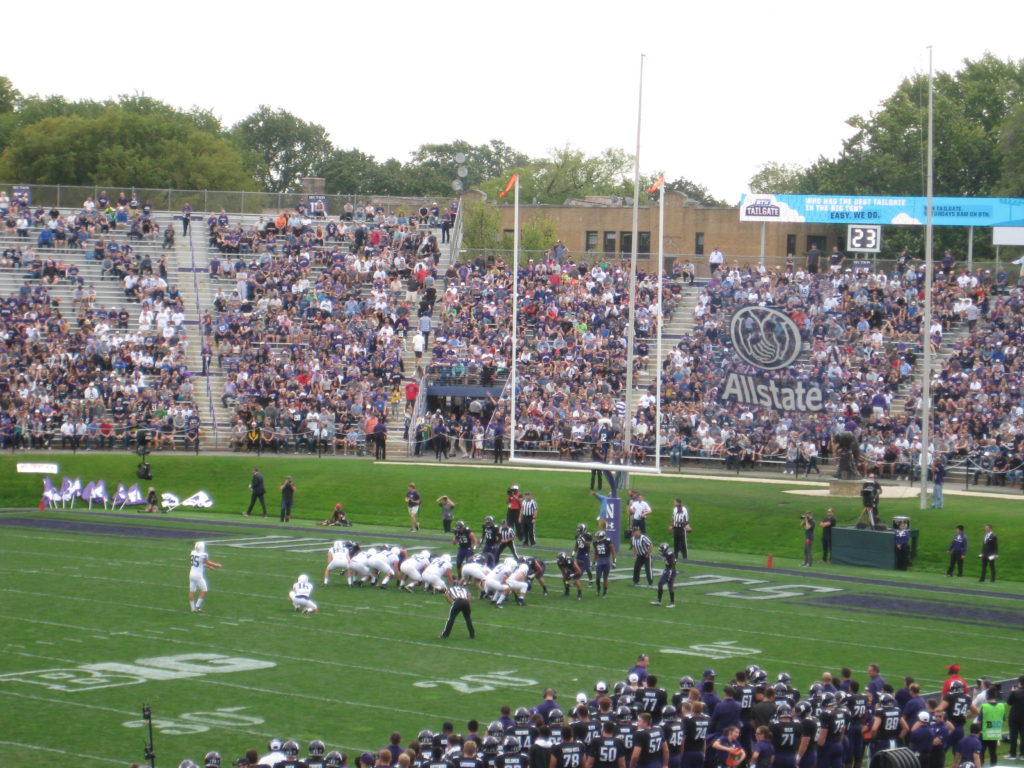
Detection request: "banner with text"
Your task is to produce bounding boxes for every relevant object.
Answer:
[738,194,1024,227]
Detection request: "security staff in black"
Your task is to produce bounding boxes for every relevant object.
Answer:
[670,501,689,559]
[440,584,475,639]
[631,529,654,586]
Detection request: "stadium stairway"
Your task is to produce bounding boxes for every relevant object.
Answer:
[629,278,701,412]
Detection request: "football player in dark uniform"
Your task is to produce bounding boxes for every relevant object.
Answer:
[586,720,626,768]
[793,701,819,768]
[456,740,486,768]
[770,703,799,768]
[615,707,638,759]
[522,556,551,596]
[672,678,695,711]
[574,524,595,583]
[867,694,906,756]
[681,701,709,768]
[557,552,585,599]
[274,740,309,768]
[512,708,539,752]
[734,670,756,755]
[661,706,685,768]
[481,738,502,768]
[306,740,327,768]
[650,544,677,608]
[593,531,615,597]
[844,682,868,768]
[630,712,668,768]
[638,676,669,724]
[815,694,847,768]
[937,679,977,749]
[481,516,500,566]
[453,521,478,578]
[497,737,530,768]
[552,724,587,768]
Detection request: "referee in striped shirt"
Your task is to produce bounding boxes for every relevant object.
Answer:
[440,583,475,639]
[631,528,654,586]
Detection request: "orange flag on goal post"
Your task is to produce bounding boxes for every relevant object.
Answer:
[499,174,519,198]
[647,174,665,195]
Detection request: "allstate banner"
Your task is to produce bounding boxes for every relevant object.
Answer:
[738,194,1024,227]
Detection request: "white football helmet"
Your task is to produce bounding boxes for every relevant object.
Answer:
[442,553,452,564]
[366,548,378,556]
[419,550,431,559]
[504,557,517,571]
[333,541,345,550]
[298,574,309,585]
[194,541,206,554]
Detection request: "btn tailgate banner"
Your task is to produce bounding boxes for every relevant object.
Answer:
[738,194,1024,227]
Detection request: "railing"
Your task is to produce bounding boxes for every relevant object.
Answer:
[0,183,448,218]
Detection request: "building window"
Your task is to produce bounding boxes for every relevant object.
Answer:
[638,232,651,254]
[620,231,633,255]
[695,232,705,255]
[787,234,797,256]
[585,231,598,253]
[807,235,827,252]
[603,231,616,254]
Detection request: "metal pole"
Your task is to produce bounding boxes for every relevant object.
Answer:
[919,47,934,511]
[655,181,664,471]
[510,176,520,462]
[623,53,644,476]
[967,225,974,272]
[759,222,766,268]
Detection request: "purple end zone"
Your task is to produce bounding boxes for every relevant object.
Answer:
[794,591,1024,628]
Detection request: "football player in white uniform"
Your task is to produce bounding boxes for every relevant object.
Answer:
[400,549,432,592]
[421,554,453,592]
[368,545,406,588]
[460,553,492,595]
[323,540,356,585]
[484,558,513,606]
[506,558,531,606]
[289,574,318,613]
[347,548,374,585]
[188,541,221,613]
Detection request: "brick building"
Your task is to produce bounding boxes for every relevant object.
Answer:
[466,189,836,270]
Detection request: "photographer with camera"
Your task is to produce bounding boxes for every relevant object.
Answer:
[800,511,815,567]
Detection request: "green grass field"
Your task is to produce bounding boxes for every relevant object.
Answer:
[1,454,1021,767]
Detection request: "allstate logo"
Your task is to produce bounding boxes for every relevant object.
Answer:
[729,306,802,370]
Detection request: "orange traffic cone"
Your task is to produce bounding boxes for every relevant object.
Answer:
[766,553,774,568]
[39,495,45,512]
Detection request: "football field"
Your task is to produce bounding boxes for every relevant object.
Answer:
[1,505,1020,768]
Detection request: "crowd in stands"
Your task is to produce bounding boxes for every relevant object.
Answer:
[4,184,1024,482]
[206,203,445,454]
[646,258,1024,482]
[0,190,200,450]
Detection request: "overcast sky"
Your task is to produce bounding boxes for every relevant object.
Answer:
[5,0,1020,202]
